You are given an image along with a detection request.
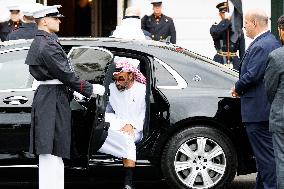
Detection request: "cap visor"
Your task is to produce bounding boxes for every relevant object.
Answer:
[49,14,64,18]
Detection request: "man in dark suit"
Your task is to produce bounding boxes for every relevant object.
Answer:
[264,15,284,189]
[141,0,176,44]
[231,9,280,189]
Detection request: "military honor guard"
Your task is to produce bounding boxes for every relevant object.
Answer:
[25,5,105,189]
[7,3,44,40]
[210,2,244,70]
[141,0,176,44]
[0,5,22,41]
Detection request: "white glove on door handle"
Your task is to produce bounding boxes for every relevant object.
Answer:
[73,91,85,100]
[92,84,105,96]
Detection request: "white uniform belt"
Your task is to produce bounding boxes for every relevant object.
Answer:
[39,79,63,85]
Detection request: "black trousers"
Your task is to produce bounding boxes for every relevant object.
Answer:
[245,121,276,189]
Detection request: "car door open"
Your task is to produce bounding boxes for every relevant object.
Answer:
[67,46,115,164]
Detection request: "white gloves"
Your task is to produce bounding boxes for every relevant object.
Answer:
[73,84,105,100]
[73,91,85,101]
[224,12,231,20]
[92,84,105,96]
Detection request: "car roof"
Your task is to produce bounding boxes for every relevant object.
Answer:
[0,37,238,77]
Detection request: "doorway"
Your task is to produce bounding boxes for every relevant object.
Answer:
[46,0,117,37]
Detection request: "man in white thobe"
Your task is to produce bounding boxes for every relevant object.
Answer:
[99,61,146,189]
[111,6,150,40]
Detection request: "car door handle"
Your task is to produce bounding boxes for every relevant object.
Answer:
[3,96,28,105]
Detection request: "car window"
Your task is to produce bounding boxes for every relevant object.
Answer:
[0,49,32,90]
[68,47,113,84]
[153,59,178,86]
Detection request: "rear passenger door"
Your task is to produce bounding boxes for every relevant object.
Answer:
[0,48,34,160]
[67,46,115,162]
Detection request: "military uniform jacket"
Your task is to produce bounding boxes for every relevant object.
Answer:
[0,20,21,41]
[141,14,176,44]
[210,19,241,53]
[25,30,93,159]
[7,23,37,40]
[264,46,284,133]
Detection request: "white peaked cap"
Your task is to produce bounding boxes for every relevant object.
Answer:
[21,3,44,17]
[7,5,20,11]
[33,5,63,19]
[149,0,162,4]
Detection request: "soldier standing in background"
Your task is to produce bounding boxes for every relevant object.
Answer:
[210,1,245,70]
[141,0,176,44]
[7,3,43,40]
[0,5,22,41]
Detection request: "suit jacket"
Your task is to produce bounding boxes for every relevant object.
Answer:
[264,46,284,132]
[235,31,281,122]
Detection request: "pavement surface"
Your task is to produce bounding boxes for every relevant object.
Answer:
[0,166,256,189]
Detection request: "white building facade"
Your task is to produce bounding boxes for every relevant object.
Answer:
[127,0,271,59]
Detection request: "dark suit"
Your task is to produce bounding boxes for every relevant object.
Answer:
[235,31,280,189]
[264,46,284,188]
[141,14,176,44]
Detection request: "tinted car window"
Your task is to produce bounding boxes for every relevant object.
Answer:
[69,47,113,84]
[0,49,31,90]
[154,59,177,86]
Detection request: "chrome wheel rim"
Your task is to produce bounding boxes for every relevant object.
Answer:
[174,137,226,189]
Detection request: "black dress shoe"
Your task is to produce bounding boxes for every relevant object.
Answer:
[123,184,135,189]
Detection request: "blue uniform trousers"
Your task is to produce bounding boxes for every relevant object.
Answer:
[245,122,276,189]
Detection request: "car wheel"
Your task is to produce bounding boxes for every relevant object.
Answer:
[161,126,237,189]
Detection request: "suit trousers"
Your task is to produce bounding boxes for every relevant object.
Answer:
[272,132,284,189]
[39,154,64,189]
[245,122,276,189]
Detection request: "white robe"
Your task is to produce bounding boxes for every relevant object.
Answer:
[111,18,146,40]
[98,81,146,161]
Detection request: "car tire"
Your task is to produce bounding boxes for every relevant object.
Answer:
[161,125,237,189]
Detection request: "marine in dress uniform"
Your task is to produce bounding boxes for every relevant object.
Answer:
[210,2,244,70]
[24,5,105,189]
[141,0,176,44]
[0,5,22,41]
[7,3,43,40]
[99,61,146,189]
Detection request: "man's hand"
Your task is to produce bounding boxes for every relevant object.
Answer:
[119,124,135,136]
[219,12,231,21]
[230,87,239,98]
[224,12,231,20]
